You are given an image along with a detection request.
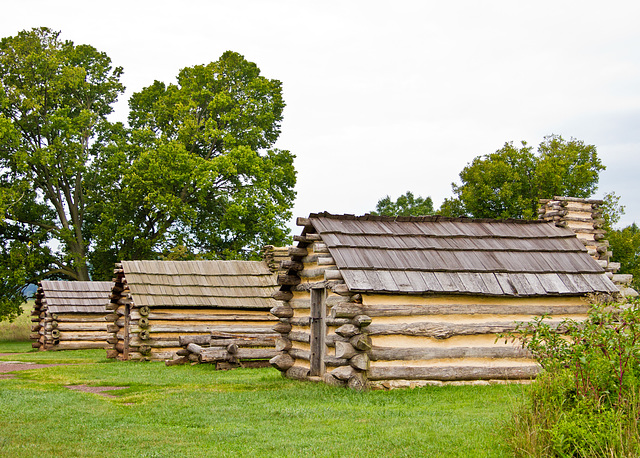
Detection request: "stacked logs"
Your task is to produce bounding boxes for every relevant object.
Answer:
[169,334,280,369]
[105,265,132,360]
[31,281,113,351]
[30,285,47,349]
[269,217,372,390]
[539,196,637,297]
[539,197,609,261]
[262,245,290,274]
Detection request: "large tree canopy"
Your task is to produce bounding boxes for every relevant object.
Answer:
[0,29,296,320]
[440,135,605,219]
[88,51,296,279]
[0,27,124,319]
[373,191,435,217]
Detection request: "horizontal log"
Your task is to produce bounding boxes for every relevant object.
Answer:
[369,346,531,361]
[330,365,357,381]
[350,353,369,371]
[278,274,301,286]
[335,324,359,338]
[285,366,310,381]
[324,270,343,281]
[296,217,311,227]
[46,314,110,323]
[289,317,351,327]
[288,331,346,347]
[287,348,348,367]
[280,260,304,271]
[105,349,119,359]
[273,321,292,334]
[335,341,358,359]
[199,348,229,362]
[272,290,294,302]
[351,303,591,317]
[56,332,112,341]
[270,304,294,318]
[367,321,554,339]
[130,311,277,322]
[288,247,308,257]
[165,356,189,366]
[350,334,372,351]
[317,256,335,266]
[353,315,372,328]
[49,341,109,351]
[187,343,204,355]
[130,325,277,334]
[210,337,275,347]
[48,323,109,332]
[275,337,292,352]
[331,283,351,296]
[270,353,295,371]
[331,303,363,318]
[234,348,280,360]
[179,335,211,346]
[367,365,541,381]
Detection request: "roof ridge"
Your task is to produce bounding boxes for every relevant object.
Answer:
[308,212,553,225]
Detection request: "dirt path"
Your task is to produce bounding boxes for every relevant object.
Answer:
[0,360,68,379]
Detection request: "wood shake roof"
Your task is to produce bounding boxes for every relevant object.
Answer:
[39,281,113,313]
[121,260,279,309]
[305,213,619,297]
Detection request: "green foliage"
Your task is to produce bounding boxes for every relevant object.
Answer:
[0,27,124,319]
[503,299,640,456]
[0,29,297,309]
[373,191,435,217]
[445,135,605,219]
[609,224,640,291]
[88,51,296,278]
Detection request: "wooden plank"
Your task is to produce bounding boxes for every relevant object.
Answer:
[370,346,530,361]
[367,365,540,381]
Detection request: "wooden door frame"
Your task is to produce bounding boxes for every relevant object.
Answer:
[309,287,327,376]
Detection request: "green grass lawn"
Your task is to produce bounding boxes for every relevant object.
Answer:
[0,343,525,457]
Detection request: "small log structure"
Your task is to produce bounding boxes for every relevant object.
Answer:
[31,281,113,351]
[168,334,281,369]
[271,208,622,390]
[106,260,280,361]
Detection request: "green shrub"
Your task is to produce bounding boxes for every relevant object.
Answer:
[503,298,640,457]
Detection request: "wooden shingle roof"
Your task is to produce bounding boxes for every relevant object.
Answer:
[305,213,619,297]
[39,281,113,313]
[121,260,279,309]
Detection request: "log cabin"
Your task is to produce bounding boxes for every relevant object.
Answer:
[31,281,113,351]
[107,260,280,361]
[270,198,626,390]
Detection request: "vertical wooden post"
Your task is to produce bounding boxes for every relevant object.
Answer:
[123,304,130,360]
[310,287,326,377]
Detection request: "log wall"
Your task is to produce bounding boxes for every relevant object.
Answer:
[31,284,111,351]
[107,265,279,361]
[270,238,370,389]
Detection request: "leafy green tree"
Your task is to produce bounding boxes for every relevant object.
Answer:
[443,135,605,219]
[373,191,434,217]
[608,224,640,291]
[0,27,124,320]
[88,51,296,278]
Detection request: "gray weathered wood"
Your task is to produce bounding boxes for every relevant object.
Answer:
[370,346,530,361]
[367,365,540,381]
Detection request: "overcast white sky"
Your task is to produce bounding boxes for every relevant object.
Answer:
[3,1,639,229]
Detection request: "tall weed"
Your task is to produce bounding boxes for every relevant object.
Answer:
[503,298,640,457]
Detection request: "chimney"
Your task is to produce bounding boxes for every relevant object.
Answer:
[539,196,636,297]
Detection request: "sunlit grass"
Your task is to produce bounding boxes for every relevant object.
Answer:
[0,348,525,457]
[0,301,33,342]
